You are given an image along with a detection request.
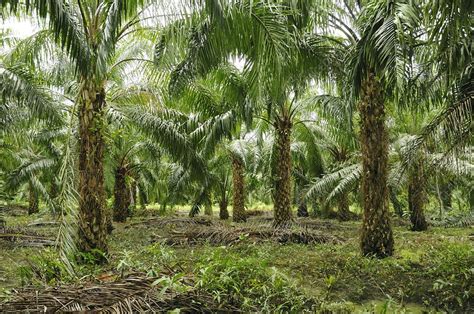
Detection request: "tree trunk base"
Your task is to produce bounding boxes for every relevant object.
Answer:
[219,200,229,220]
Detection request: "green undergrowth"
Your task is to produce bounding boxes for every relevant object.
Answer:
[1,210,472,312]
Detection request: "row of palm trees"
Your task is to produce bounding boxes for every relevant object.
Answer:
[0,0,472,261]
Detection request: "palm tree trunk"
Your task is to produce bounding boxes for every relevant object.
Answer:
[113,166,131,222]
[297,201,309,217]
[77,85,108,255]
[219,197,229,220]
[408,162,428,231]
[337,193,351,221]
[204,203,213,216]
[138,184,147,210]
[296,189,308,217]
[232,157,246,222]
[440,182,452,211]
[273,114,293,227]
[359,72,394,258]
[130,179,137,211]
[28,182,39,215]
[389,189,404,217]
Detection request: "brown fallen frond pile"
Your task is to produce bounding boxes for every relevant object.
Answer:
[245,210,268,217]
[126,216,217,229]
[295,218,354,230]
[0,205,28,216]
[0,227,54,247]
[162,224,341,246]
[0,275,240,313]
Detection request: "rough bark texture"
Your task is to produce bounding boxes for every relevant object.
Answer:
[273,114,293,227]
[359,73,394,258]
[113,166,131,222]
[232,157,246,222]
[28,183,39,215]
[77,85,108,256]
[408,161,428,231]
[337,193,351,221]
[219,198,229,220]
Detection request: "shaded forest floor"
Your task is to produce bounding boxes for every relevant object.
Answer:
[1,205,473,312]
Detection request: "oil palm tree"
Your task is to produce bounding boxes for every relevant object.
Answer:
[106,124,162,222]
[159,0,337,227]
[2,0,159,255]
[344,0,427,257]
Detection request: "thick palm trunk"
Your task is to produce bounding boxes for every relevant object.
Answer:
[359,73,394,258]
[232,157,246,222]
[219,198,229,220]
[28,183,39,215]
[337,193,351,221]
[408,162,428,231]
[273,114,293,227]
[77,85,108,255]
[113,166,131,222]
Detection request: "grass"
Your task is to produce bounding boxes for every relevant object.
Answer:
[1,204,473,312]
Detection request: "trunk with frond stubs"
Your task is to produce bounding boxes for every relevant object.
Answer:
[219,197,229,220]
[77,84,108,257]
[113,165,131,222]
[28,182,39,215]
[232,157,246,222]
[337,193,351,221]
[408,160,428,231]
[359,72,394,258]
[273,114,293,227]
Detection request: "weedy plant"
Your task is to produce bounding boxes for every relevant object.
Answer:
[194,247,315,311]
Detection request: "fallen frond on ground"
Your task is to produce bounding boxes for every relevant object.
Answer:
[126,216,217,229]
[161,224,341,246]
[0,227,54,247]
[0,274,240,313]
[0,205,29,216]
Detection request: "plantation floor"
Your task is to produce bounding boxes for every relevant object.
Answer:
[1,206,473,312]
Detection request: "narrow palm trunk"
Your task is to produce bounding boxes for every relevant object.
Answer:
[28,183,39,215]
[337,193,351,221]
[113,166,131,222]
[359,73,394,258]
[440,183,452,211]
[296,188,308,217]
[273,114,293,227]
[204,203,213,216]
[219,198,229,220]
[130,180,137,211]
[408,161,428,231]
[77,85,108,255]
[138,185,147,210]
[297,201,309,217]
[232,157,246,222]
